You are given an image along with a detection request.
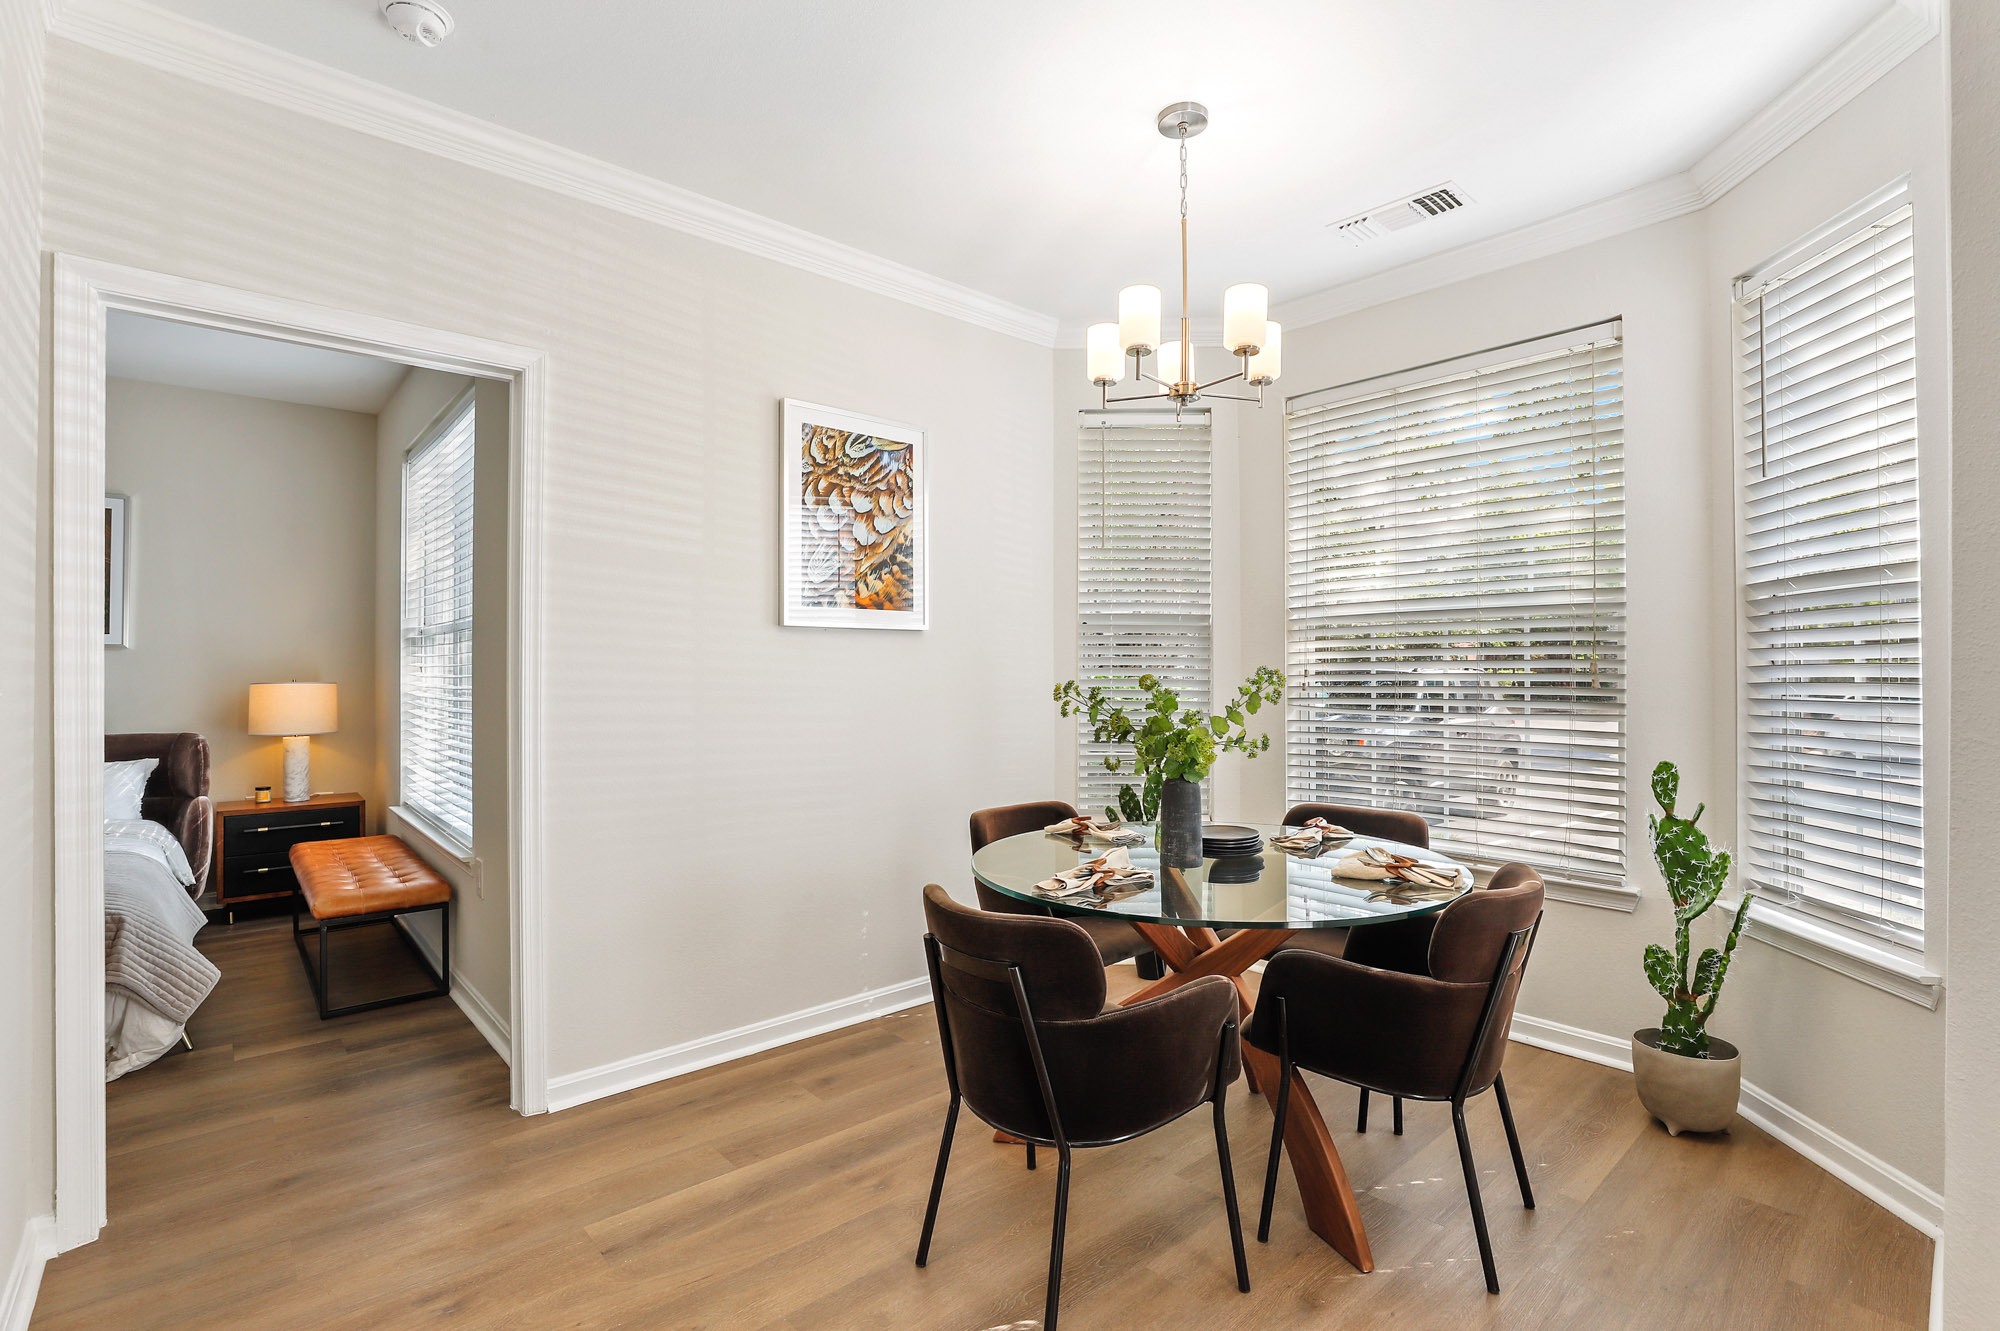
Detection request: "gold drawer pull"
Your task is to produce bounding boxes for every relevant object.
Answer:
[247,820,340,832]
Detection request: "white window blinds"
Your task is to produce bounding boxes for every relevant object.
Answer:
[1285,327,1626,885]
[1076,411,1211,815]
[401,395,476,848]
[1736,193,1922,947]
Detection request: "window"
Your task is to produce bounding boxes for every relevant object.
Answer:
[401,394,476,849]
[1075,410,1211,815]
[1735,189,1923,954]
[1285,326,1626,888]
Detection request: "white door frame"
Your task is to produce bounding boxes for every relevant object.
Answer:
[51,255,552,1252]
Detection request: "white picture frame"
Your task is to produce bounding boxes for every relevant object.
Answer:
[781,398,928,630]
[103,493,130,647]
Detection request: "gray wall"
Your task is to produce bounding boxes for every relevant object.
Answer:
[1944,1,2000,1320]
[37,34,1058,1091]
[103,378,381,819]
[0,0,46,1279]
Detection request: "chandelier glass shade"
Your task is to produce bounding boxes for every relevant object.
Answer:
[1089,102,1280,412]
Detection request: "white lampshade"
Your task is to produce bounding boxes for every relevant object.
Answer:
[248,681,338,736]
[1245,322,1283,385]
[1118,285,1162,354]
[1223,283,1269,355]
[1158,339,1191,391]
[1086,322,1125,385]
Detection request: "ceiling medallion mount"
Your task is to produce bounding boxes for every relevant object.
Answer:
[1088,102,1280,417]
[1156,101,1209,139]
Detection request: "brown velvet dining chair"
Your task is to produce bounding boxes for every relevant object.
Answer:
[1279,800,1436,1130]
[1247,866,1545,1293]
[970,801,1161,977]
[916,884,1250,1331]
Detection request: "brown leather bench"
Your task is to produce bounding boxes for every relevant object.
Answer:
[291,835,452,1020]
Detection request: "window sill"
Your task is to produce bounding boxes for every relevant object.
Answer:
[389,805,474,867]
[1467,861,1639,913]
[1739,898,1940,1009]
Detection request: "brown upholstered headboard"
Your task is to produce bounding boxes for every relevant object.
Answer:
[106,732,213,894]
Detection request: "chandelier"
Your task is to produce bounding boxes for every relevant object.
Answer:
[1088,101,1282,413]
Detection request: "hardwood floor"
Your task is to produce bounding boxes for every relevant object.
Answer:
[36,918,1932,1329]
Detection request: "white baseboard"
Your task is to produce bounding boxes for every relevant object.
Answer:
[545,976,931,1113]
[393,918,512,1066]
[1510,1013,1945,1238]
[1,1216,55,1331]
[1930,1236,1943,1331]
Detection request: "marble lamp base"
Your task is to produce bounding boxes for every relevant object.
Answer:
[281,734,314,802]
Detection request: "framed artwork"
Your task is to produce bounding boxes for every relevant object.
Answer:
[104,494,130,647]
[781,399,927,630]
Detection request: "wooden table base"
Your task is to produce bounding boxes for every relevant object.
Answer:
[1127,920,1374,1274]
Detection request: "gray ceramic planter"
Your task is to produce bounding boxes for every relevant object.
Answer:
[1157,777,1203,868]
[1631,1027,1741,1136]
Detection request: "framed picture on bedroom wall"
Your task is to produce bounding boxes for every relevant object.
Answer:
[104,493,130,647]
[780,399,928,630]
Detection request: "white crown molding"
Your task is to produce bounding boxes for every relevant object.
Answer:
[1690,0,1938,201]
[1252,0,1939,338]
[46,0,1062,347]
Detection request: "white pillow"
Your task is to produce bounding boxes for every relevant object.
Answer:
[104,758,157,823]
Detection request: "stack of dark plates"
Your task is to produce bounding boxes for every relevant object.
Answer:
[1202,824,1264,859]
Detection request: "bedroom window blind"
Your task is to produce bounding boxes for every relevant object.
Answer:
[1076,411,1211,815]
[1284,326,1626,885]
[401,395,476,849]
[1735,192,1923,948]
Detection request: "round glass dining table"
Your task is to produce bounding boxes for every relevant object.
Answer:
[969,821,1472,1276]
[971,823,1470,931]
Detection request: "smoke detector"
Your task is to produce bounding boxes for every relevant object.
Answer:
[1330,183,1474,246]
[381,1,454,47]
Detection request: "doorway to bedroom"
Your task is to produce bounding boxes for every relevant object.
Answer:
[53,260,549,1255]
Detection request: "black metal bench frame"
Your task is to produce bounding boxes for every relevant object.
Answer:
[292,898,450,1020]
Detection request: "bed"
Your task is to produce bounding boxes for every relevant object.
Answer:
[104,732,221,1080]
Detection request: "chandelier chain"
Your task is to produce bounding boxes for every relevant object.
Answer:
[1178,125,1189,221]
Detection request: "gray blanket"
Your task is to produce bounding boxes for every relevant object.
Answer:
[105,848,218,1024]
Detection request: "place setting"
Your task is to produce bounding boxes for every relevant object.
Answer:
[1030,847,1154,907]
[1043,812,1147,846]
[1270,817,1354,857]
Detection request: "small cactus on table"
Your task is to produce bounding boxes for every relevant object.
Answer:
[1644,760,1753,1059]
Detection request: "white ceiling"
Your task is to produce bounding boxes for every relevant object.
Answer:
[139,0,1891,324]
[107,311,411,413]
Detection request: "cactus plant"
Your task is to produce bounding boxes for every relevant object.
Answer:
[1643,760,1754,1058]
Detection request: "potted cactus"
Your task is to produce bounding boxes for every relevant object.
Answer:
[1633,760,1755,1135]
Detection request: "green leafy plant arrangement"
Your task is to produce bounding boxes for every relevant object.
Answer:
[1053,668,1284,823]
[1643,760,1754,1058]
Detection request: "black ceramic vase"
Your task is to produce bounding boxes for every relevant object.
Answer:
[1157,777,1204,868]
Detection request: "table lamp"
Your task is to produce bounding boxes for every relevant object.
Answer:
[248,681,338,803]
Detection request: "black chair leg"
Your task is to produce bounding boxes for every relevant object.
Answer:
[1451,1099,1500,1294]
[1045,1147,1072,1331]
[1211,1093,1251,1292]
[1258,1056,1293,1243]
[916,1095,959,1267]
[1026,1142,1037,1171]
[1393,1095,1404,1136]
[1357,1086,1369,1133]
[1136,950,1166,981]
[1493,1073,1534,1209]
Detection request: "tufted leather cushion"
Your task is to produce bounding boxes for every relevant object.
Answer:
[292,836,451,918]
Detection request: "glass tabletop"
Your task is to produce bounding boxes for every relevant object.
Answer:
[971,822,1472,932]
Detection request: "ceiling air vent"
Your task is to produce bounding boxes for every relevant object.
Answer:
[1331,183,1474,246]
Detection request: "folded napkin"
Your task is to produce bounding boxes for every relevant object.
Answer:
[1033,848,1153,904]
[1329,844,1465,890]
[1044,814,1146,846]
[1271,817,1354,853]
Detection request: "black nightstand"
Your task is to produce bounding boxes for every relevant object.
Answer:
[211,792,365,922]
